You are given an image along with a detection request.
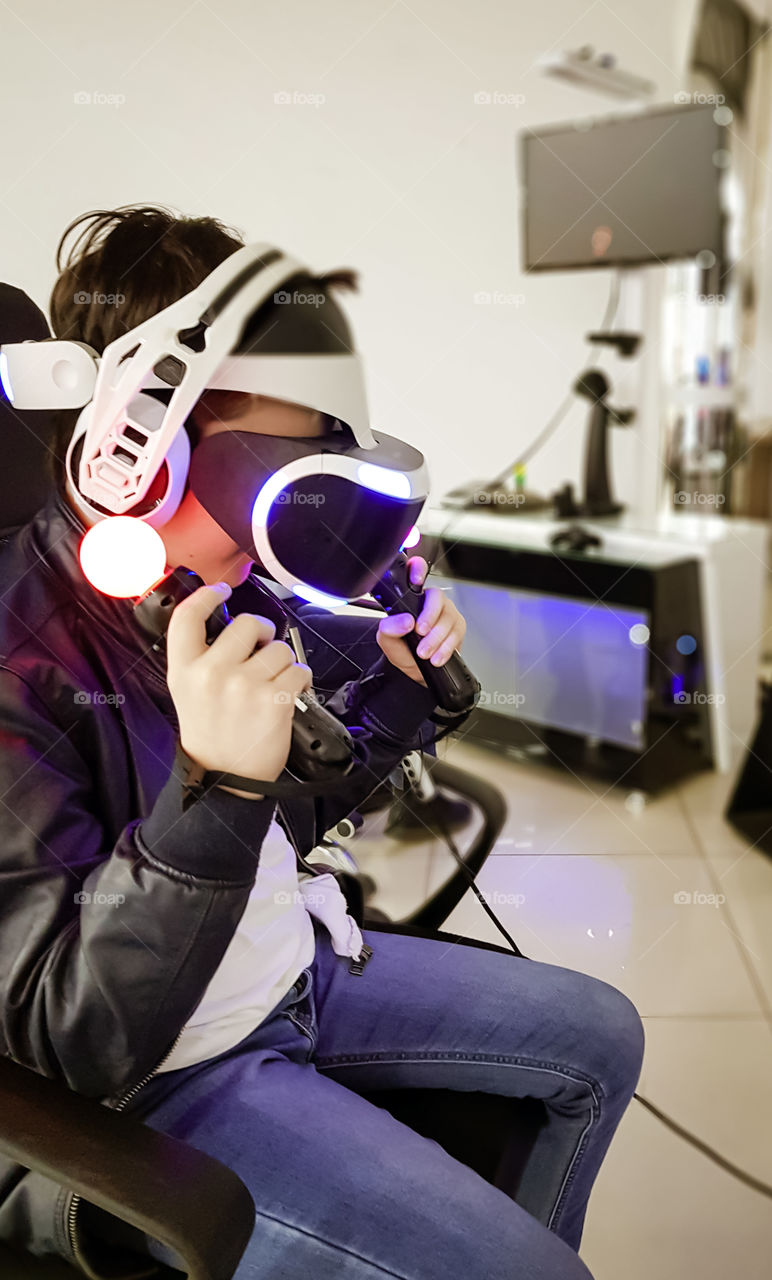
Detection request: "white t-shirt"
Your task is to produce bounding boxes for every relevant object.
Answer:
[157,818,363,1073]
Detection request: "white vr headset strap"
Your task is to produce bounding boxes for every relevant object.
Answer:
[1,240,377,526]
[79,243,308,516]
[205,353,373,446]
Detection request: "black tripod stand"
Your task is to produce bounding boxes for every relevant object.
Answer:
[553,330,640,519]
[575,368,635,516]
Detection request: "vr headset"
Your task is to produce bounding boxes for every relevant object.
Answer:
[0,243,428,603]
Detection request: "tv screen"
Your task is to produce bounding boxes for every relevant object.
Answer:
[519,103,726,272]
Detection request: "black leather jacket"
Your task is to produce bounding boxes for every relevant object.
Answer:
[0,489,438,1274]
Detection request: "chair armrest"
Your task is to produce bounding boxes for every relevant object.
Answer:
[0,1055,255,1280]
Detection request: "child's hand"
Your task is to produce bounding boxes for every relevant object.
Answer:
[166,582,311,796]
[376,556,466,686]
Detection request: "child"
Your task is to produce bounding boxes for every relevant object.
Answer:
[0,206,643,1279]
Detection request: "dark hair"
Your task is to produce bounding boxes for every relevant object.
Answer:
[47,204,358,488]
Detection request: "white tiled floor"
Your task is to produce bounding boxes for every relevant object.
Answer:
[351,737,772,1280]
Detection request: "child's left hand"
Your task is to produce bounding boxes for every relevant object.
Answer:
[376,556,467,686]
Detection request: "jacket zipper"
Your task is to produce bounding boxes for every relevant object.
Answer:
[65,1026,185,1269]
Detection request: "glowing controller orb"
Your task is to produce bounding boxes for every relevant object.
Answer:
[79,517,167,599]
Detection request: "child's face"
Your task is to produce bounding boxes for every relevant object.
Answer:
[158,394,326,587]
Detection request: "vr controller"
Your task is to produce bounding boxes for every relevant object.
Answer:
[133,556,480,790]
[371,553,481,716]
[132,567,355,785]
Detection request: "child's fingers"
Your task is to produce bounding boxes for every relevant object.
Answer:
[415,586,444,636]
[378,613,415,637]
[415,614,456,660]
[429,626,465,667]
[407,555,428,588]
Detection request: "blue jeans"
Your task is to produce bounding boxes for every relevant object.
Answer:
[111,922,643,1278]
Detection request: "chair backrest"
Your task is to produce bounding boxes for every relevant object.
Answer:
[0,283,57,538]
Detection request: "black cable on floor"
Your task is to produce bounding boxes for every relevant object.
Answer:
[633,1090,772,1200]
[434,796,772,1202]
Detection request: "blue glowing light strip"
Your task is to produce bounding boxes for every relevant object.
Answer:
[0,351,15,403]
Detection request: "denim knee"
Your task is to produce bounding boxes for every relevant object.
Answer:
[588,978,645,1098]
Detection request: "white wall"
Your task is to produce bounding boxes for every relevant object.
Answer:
[1,0,700,507]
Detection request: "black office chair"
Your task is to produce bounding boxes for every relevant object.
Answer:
[0,287,544,1279]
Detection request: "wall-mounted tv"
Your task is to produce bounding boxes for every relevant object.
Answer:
[519,103,726,272]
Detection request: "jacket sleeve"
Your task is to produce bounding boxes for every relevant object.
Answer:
[0,665,276,1100]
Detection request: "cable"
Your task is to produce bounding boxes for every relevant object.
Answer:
[488,269,623,486]
[414,742,524,957]
[413,746,772,1203]
[632,1091,772,1201]
[440,824,523,956]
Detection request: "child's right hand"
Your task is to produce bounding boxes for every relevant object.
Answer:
[165,582,311,799]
